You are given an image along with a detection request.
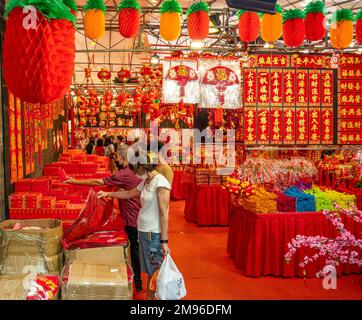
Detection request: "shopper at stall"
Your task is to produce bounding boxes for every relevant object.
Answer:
[116,135,125,153]
[93,138,105,156]
[97,150,171,300]
[155,142,174,185]
[105,137,116,172]
[65,151,143,292]
[85,137,95,155]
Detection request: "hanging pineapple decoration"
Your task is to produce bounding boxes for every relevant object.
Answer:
[282,9,305,47]
[304,1,326,42]
[356,9,362,45]
[187,1,210,41]
[3,0,76,104]
[84,0,106,40]
[260,4,282,45]
[330,9,354,49]
[238,10,260,44]
[118,0,141,38]
[160,0,182,41]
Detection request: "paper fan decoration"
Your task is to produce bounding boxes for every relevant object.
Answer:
[166,65,198,97]
[202,66,239,105]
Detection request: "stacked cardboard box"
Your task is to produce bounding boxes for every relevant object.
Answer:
[61,246,133,300]
[0,219,63,275]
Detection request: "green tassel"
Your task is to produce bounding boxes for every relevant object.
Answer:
[160,0,182,14]
[63,0,77,11]
[5,0,76,25]
[304,1,325,15]
[331,8,354,22]
[282,9,305,23]
[186,1,210,17]
[117,0,141,13]
[84,0,106,14]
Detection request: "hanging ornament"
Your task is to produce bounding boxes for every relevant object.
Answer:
[63,0,77,15]
[84,0,106,40]
[117,67,131,83]
[187,1,210,41]
[304,1,326,42]
[237,10,260,43]
[260,4,282,43]
[85,67,92,79]
[117,0,141,38]
[97,68,111,82]
[160,0,182,41]
[356,9,362,45]
[330,9,354,49]
[3,0,76,104]
[283,9,305,47]
[165,65,198,98]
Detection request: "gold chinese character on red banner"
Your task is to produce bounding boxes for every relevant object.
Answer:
[243,69,257,106]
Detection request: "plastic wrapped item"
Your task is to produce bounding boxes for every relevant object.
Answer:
[199,58,241,110]
[0,219,63,275]
[162,58,200,104]
[26,275,60,300]
[63,189,124,243]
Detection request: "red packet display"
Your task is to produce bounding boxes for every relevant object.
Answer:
[27,276,60,300]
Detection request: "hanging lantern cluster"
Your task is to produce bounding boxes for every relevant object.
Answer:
[260,4,282,44]
[282,9,305,48]
[160,0,183,41]
[330,9,354,49]
[2,0,76,104]
[238,10,260,43]
[84,0,106,40]
[117,0,141,38]
[187,1,210,41]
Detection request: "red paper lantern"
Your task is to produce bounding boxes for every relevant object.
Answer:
[117,0,141,38]
[357,10,362,45]
[97,68,111,82]
[304,1,326,42]
[187,1,210,41]
[117,67,131,82]
[283,9,305,47]
[238,10,260,43]
[3,2,76,104]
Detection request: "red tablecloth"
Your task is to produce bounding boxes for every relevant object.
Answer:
[184,182,229,226]
[227,206,362,277]
[171,170,190,200]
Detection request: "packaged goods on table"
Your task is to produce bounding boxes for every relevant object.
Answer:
[276,193,296,212]
[241,187,278,214]
[0,219,63,275]
[284,187,315,212]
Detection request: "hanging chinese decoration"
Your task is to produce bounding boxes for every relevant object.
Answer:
[117,0,141,38]
[160,0,182,41]
[187,1,210,41]
[304,1,326,42]
[260,4,282,44]
[330,9,354,49]
[64,0,77,15]
[3,0,76,104]
[84,0,106,40]
[282,9,305,48]
[97,68,111,82]
[117,67,131,83]
[357,10,362,45]
[162,60,200,104]
[237,10,260,43]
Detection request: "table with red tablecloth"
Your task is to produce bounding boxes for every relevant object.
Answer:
[184,182,229,226]
[227,205,362,277]
[171,170,190,200]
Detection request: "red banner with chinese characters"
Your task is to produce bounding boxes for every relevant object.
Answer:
[338,132,362,144]
[338,119,362,132]
[243,69,257,106]
[339,106,362,118]
[257,69,269,106]
[338,80,362,93]
[338,93,362,105]
[338,68,362,79]
[283,70,295,106]
[270,108,283,144]
[283,108,295,144]
[244,108,257,145]
[321,70,333,106]
[252,54,290,67]
[321,108,333,144]
[295,108,308,144]
[339,54,362,67]
[270,70,283,106]
[296,70,308,106]
[8,92,18,183]
[257,108,269,144]
[15,97,24,180]
[291,55,330,68]
[308,70,321,106]
[309,108,321,144]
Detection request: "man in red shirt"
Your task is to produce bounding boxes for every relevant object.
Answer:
[66,152,143,292]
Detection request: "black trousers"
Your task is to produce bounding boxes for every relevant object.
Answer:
[125,226,142,285]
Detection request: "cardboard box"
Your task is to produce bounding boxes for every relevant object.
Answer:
[64,262,129,298]
[64,246,129,266]
[0,219,63,261]
[0,275,29,300]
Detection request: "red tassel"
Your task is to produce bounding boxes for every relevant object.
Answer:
[215,108,223,124]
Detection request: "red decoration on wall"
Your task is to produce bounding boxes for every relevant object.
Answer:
[283,108,295,144]
[283,70,295,106]
[296,108,308,144]
[8,92,18,183]
[321,70,333,106]
[270,70,282,106]
[296,70,308,106]
[243,69,257,106]
[244,108,257,145]
[15,97,24,180]
[166,65,198,97]
[270,108,283,144]
[257,108,269,144]
[321,108,333,144]
[308,70,321,106]
[252,54,289,67]
[257,69,269,106]
[308,108,321,144]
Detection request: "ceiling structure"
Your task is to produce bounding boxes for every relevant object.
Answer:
[72,0,362,87]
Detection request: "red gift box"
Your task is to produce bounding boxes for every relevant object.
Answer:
[40,196,56,209]
[48,188,68,200]
[80,162,98,173]
[24,193,42,209]
[43,166,61,176]
[14,179,34,192]
[73,154,85,161]
[51,182,75,193]
[85,155,97,162]
[55,200,70,209]
[9,193,26,209]
[66,193,83,204]
[31,178,51,193]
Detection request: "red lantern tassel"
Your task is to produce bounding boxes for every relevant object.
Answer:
[215,108,223,124]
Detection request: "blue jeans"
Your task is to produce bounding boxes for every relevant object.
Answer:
[138,232,163,276]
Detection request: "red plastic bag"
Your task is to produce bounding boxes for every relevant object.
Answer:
[27,276,60,300]
[63,189,124,242]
